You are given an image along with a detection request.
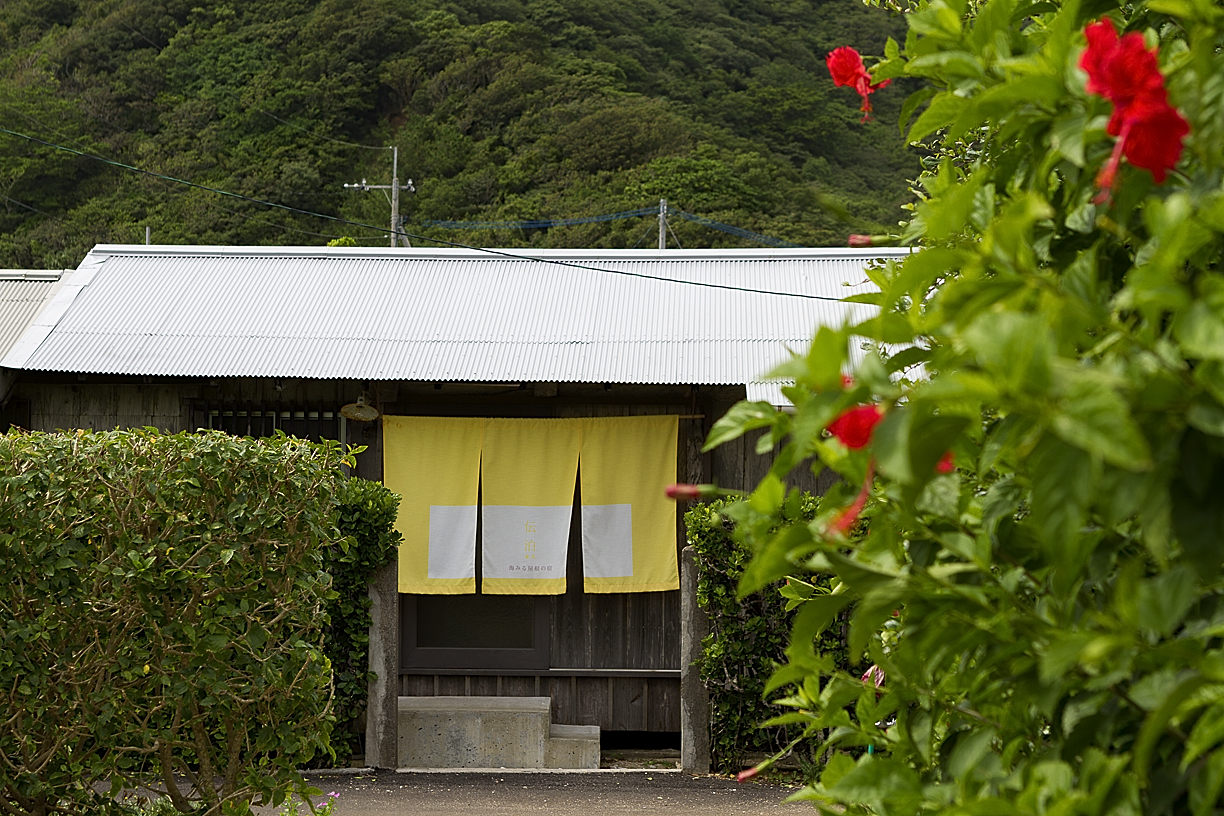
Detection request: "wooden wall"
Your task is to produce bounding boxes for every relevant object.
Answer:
[379,384,695,732]
[19,382,194,433]
[399,673,681,732]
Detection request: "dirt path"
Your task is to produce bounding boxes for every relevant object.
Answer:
[268,769,815,816]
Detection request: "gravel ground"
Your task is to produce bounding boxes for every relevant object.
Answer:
[261,769,815,816]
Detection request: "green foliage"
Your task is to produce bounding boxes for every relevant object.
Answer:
[0,0,918,265]
[323,478,402,764]
[0,429,348,816]
[686,495,847,774]
[707,0,1224,813]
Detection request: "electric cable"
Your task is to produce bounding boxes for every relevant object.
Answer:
[212,87,392,151]
[631,221,658,248]
[666,216,683,250]
[0,126,864,303]
[671,209,801,248]
[424,208,658,230]
[1,195,64,222]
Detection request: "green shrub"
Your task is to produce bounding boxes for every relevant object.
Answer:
[0,429,347,816]
[324,478,402,763]
[685,495,847,774]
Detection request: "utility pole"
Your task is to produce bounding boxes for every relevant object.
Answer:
[658,198,667,250]
[344,146,415,247]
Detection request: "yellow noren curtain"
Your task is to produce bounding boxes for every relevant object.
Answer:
[384,415,678,595]
[480,418,581,595]
[384,416,483,594]
[579,415,679,593]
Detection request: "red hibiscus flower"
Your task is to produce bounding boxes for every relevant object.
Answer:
[827,404,883,449]
[936,450,955,474]
[826,46,891,122]
[1079,19,1188,199]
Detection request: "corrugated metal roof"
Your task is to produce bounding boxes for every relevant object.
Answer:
[0,271,63,364]
[2,246,905,385]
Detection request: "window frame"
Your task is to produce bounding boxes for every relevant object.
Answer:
[400,594,550,670]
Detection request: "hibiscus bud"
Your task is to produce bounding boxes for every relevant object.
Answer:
[737,766,760,783]
[830,504,863,535]
[665,483,715,501]
[826,404,883,449]
[936,450,955,473]
[829,462,875,537]
[848,234,897,247]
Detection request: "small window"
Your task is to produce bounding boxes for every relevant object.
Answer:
[401,480,577,671]
[402,594,549,670]
[193,402,340,442]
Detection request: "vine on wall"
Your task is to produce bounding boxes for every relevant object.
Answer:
[685,495,848,774]
[324,477,403,764]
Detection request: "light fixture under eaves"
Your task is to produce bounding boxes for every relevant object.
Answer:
[340,392,380,422]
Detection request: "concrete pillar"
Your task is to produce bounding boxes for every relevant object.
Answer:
[364,559,399,768]
[680,545,710,773]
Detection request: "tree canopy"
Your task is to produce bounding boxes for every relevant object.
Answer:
[0,0,918,267]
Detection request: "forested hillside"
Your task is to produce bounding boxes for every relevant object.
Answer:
[0,0,918,267]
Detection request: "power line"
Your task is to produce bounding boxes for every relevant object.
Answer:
[0,126,859,303]
[426,207,801,249]
[1,195,63,222]
[670,210,801,248]
[425,207,658,230]
[213,88,391,151]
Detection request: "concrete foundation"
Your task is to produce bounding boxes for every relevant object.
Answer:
[399,696,550,768]
[545,724,601,769]
[398,696,602,769]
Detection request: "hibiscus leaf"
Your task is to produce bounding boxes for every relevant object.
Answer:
[704,401,778,451]
[899,87,938,134]
[1049,369,1151,470]
[874,408,914,484]
[907,92,968,144]
[1175,301,1224,360]
[1050,112,1091,166]
[1136,566,1197,637]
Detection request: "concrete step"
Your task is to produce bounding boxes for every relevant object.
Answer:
[398,696,551,768]
[546,724,601,770]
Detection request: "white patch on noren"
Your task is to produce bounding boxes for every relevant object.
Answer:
[581,504,633,578]
[427,505,478,580]
[482,505,571,580]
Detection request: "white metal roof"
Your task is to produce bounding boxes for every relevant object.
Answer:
[1,245,904,386]
[0,270,63,364]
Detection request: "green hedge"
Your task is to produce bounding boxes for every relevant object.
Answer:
[686,495,848,774]
[0,429,346,816]
[324,478,402,763]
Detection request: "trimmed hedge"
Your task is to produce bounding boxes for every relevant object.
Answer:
[686,495,847,774]
[0,429,347,816]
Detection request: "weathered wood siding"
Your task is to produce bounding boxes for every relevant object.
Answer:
[380,383,823,732]
[18,382,194,433]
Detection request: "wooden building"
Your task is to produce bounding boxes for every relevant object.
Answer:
[0,244,903,768]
